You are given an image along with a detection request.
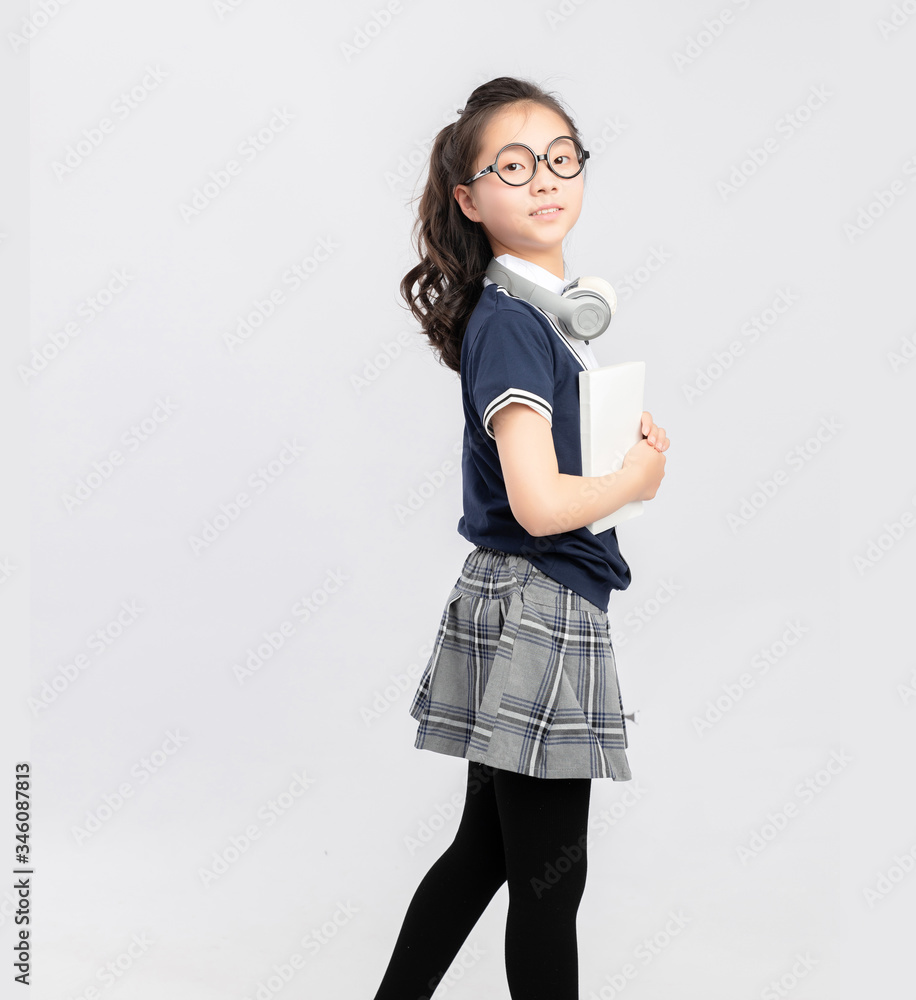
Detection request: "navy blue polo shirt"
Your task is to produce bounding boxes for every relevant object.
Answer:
[456,276,632,612]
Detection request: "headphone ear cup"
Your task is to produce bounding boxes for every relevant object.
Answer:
[561,276,617,340]
[574,276,617,317]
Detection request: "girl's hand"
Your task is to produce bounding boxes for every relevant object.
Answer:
[622,437,666,501]
[640,412,669,452]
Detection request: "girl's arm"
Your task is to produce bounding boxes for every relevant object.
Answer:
[492,402,667,537]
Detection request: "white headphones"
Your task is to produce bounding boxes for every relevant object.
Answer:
[486,259,617,342]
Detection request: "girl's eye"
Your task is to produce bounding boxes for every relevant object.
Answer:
[553,155,570,166]
[504,161,524,172]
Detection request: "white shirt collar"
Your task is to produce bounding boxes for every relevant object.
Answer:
[482,253,568,295]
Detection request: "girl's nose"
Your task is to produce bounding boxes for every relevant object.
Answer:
[531,162,558,189]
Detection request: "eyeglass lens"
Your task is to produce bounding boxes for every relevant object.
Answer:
[495,138,584,184]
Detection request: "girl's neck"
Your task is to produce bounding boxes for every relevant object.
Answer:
[493,247,565,282]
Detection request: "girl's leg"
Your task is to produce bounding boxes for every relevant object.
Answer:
[493,768,592,1000]
[371,761,507,1000]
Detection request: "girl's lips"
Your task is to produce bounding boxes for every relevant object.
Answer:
[530,207,563,218]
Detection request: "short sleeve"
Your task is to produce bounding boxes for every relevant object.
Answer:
[468,306,555,441]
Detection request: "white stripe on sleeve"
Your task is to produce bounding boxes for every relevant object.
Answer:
[483,388,553,440]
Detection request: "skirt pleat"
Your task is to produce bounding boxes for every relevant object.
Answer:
[408,545,632,780]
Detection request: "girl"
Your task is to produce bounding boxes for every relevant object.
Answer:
[371,76,669,1000]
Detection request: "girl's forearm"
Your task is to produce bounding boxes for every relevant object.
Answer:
[532,467,639,537]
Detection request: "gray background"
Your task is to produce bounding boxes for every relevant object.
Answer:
[3,0,915,997]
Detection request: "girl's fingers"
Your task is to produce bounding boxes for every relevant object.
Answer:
[642,415,669,450]
[649,426,668,450]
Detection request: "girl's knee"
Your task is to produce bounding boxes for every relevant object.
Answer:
[512,856,588,908]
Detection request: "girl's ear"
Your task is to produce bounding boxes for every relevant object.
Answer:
[454,184,480,223]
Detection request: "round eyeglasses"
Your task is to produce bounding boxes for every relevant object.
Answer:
[462,136,589,186]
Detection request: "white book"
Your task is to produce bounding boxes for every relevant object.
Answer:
[578,361,646,534]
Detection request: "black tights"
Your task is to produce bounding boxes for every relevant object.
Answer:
[372,761,592,1000]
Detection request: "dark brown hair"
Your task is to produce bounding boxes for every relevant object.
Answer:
[400,76,583,376]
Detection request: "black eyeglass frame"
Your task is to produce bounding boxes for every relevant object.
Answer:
[461,135,590,187]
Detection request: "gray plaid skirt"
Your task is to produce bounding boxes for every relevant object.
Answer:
[408,545,632,780]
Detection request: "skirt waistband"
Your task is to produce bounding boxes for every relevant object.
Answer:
[455,546,605,617]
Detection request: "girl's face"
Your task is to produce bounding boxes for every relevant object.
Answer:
[454,102,584,278]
